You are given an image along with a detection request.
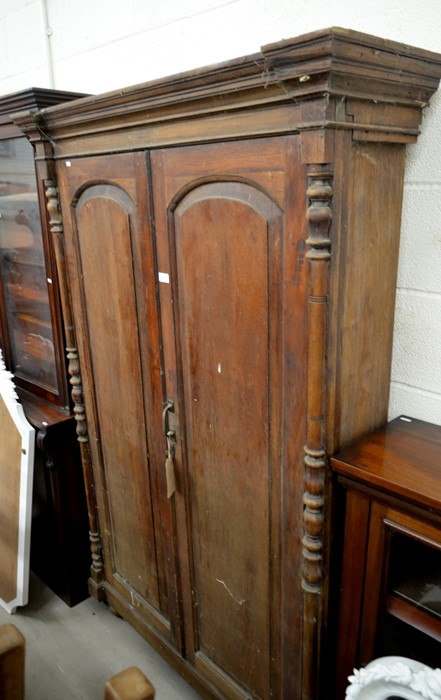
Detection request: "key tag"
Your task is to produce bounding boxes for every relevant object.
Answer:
[165,431,176,499]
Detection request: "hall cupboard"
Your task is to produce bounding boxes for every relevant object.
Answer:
[14,28,441,700]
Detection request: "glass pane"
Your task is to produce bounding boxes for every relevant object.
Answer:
[380,531,441,667]
[381,614,441,668]
[389,533,441,620]
[0,137,57,393]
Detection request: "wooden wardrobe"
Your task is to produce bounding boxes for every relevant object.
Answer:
[14,28,441,700]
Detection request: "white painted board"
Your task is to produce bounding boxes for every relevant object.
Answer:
[0,349,35,613]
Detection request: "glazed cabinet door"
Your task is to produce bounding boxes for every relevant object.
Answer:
[55,153,179,646]
[151,137,309,699]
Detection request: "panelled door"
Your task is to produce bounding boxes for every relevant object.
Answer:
[151,136,309,699]
[56,137,309,699]
[56,152,181,647]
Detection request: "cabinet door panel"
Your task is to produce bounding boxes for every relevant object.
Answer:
[0,137,60,401]
[75,185,158,598]
[178,183,279,698]
[56,154,175,639]
[152,137,308,699]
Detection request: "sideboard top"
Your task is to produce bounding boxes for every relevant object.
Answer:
[331,415,441,512]
[12,27,441,157]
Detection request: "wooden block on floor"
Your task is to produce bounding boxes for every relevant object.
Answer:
[0,623,25,700]
[104,666,155,700]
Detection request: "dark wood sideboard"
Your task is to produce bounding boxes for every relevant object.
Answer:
[331,416,441,699]
[12,28,441,700]
[0,88,90,606]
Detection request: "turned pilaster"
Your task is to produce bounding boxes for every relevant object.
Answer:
[302,168,332,700]
[45,180,104,585]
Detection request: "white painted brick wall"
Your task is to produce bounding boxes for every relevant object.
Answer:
[0,0,49,92]
[0,0,440,425]
[389,83,441,425]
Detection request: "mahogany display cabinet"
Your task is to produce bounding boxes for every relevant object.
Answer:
[331,416,441,699]
[0,88,90,606]
[13,28,441,700]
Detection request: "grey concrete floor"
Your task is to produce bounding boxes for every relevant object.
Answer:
[0,573,201,700]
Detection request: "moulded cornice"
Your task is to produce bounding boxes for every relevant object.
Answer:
[262,27,441,98]
[12,27,441,155]
[0,88,85,124]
